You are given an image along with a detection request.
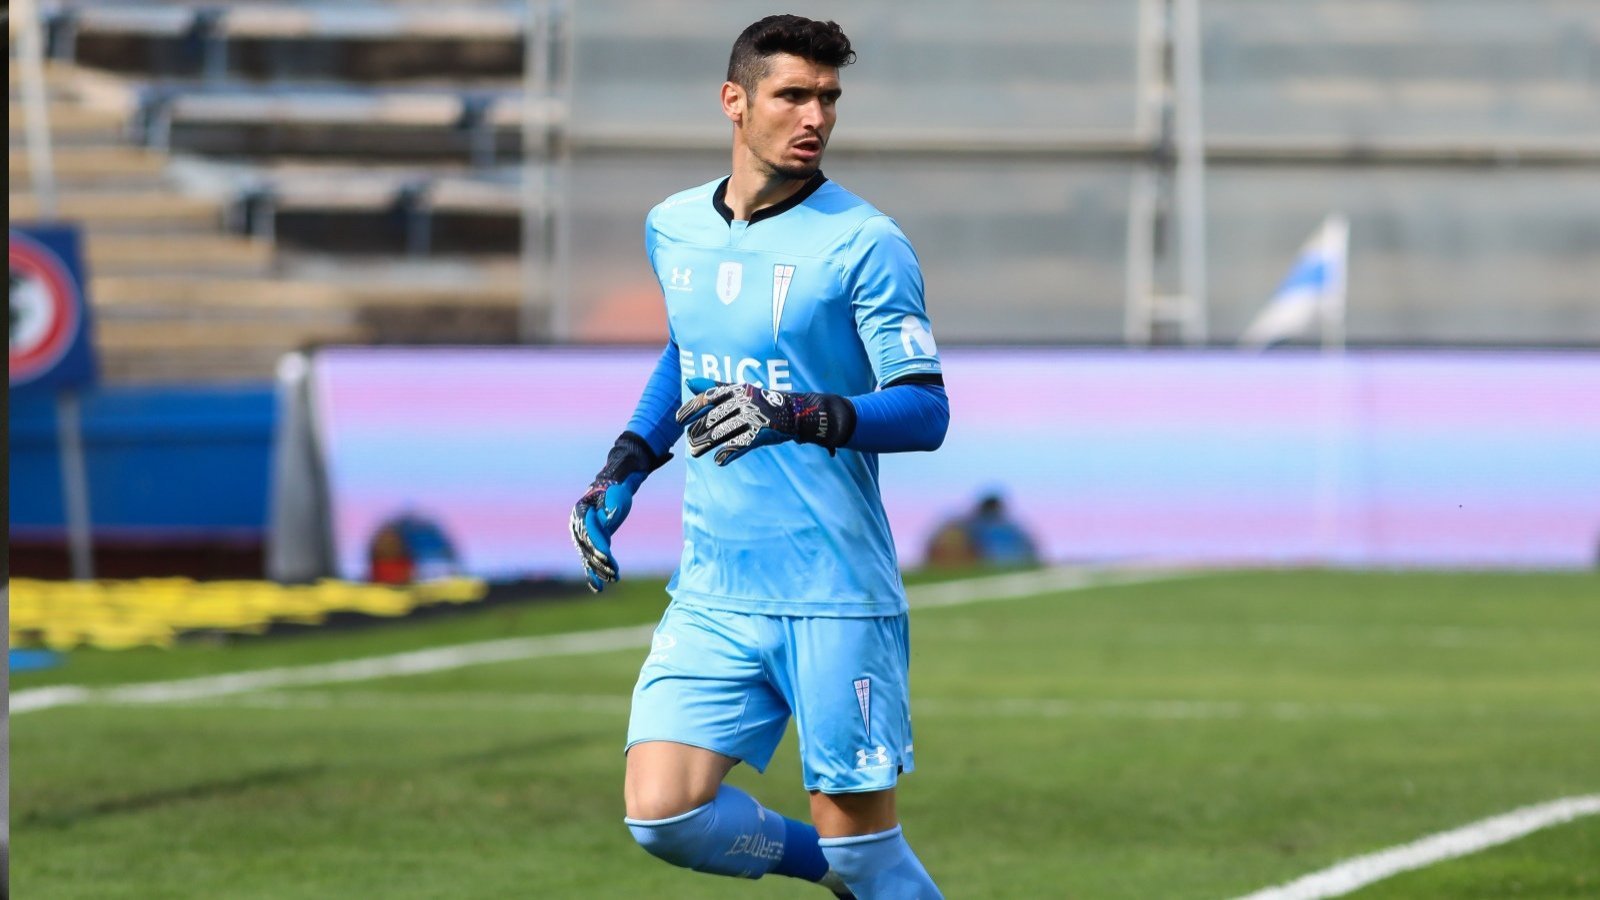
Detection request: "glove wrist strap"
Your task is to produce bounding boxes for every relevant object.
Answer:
[596,431,673,489]
[793,393,856,451]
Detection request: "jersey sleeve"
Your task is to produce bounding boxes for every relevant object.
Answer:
[842,215,943,388]
[643,206,660,272]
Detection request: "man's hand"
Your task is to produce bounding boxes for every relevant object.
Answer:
[569,480,635,593]
[570,432,670,593]
[675,378,855,466]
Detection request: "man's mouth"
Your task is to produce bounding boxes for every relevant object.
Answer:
[792,137,823,157]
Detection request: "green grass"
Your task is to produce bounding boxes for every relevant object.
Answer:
[11,570,1600,898]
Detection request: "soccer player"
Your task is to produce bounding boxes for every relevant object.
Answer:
[569,15,948,899]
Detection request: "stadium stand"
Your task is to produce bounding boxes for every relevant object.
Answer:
[16,0,1598,375]
[10,51,524,381]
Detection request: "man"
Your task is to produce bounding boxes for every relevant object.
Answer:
[569,15,947,899]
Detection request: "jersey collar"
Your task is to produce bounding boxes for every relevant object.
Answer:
[712,171,828,226]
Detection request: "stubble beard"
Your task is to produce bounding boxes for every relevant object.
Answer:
[758,152,821,182]
[754,135,823,181]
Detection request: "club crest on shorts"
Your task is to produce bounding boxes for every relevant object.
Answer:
[853,677,871,742]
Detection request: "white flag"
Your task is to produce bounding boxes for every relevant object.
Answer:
[1239,214,1349,349]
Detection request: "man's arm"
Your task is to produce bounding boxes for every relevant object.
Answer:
[626,340,688,456]
[842,378,947,453]
[569,341,682,592]
[673,375,946,465]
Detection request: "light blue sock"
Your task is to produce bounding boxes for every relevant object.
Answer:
[625,784,831,883]
[819,825,943,899]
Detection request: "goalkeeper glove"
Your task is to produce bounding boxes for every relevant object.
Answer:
[569,432,671,593]
[674,377,856,466]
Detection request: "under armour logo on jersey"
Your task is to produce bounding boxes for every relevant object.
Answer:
[900,315,937,357]
[667,267,693,291]
[853,677,872,742]
[717,262,742,305]
[771,264,796,340]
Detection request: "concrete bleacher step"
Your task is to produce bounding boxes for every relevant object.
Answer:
[8,101,129,142]
[95,318,362,351]
[7,60,90,98]
[95,344,320,384]
[92,273,519,320]
[84,235,275,276]
[92,276,345,312]
[9,191,223,232]
[88,272,523,381]
[9,146,167,185]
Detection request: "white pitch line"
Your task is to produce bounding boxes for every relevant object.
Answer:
[8,625,654,715]
[12,565,1184,716]
[1229,794,1600,900]
[102,690,1387,723]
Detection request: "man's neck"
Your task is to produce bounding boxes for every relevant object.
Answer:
[724,157,811,222]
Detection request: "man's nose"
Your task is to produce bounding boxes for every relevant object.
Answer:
[798,99,825,129]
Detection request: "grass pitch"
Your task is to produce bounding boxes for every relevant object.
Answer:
[11,570,1600,899]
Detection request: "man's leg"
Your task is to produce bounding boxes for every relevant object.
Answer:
[812,789,942,900]
[624,740,840,886]
[781,613,941,899]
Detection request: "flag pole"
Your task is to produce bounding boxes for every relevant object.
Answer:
[1321,214,1349,354]
[1313,214,1351,564]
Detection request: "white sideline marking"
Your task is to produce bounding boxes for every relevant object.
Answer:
[12,566,1182,716]
[1229,795,1600,900]
[104,690,1387,723]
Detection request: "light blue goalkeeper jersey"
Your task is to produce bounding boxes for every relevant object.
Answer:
[647,173,942,617]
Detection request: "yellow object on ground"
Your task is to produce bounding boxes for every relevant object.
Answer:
[8,577,489,650]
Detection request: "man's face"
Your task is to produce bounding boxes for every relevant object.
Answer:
[728,53,841,180]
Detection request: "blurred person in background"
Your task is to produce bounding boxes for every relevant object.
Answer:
[568,15,948,899]
[366,509,460,585]
[925,491,1040,569]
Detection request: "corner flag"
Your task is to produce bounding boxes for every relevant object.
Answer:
[1239,214,1349,350]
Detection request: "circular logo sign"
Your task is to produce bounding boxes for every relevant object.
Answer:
[9,231,84,385]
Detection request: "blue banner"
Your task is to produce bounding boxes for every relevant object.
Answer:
[10,224,98,392]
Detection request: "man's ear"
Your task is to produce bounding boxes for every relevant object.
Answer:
[721,81,744,125]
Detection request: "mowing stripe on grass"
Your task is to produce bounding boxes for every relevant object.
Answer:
[12,566,1185,716]
[1229,794,1600,900]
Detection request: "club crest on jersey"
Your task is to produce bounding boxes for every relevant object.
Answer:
[772,264,796,339]
[717,262,742,305]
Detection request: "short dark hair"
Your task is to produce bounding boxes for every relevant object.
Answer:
[726,15,855,92]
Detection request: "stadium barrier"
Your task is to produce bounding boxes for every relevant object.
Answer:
[272,346,1600,583]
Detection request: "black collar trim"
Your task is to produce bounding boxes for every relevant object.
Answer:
[712,171,828,225]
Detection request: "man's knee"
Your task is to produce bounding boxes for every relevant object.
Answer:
[623,757,720,821]
[626,803,717,869]
[623,741,732,820]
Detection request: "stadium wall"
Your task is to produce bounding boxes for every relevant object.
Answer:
[8,384,275,577]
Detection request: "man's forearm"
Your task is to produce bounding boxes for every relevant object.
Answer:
[626,341,687,457]
[842,381,948,453]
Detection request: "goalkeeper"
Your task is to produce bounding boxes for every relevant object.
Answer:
[570,15,948,899]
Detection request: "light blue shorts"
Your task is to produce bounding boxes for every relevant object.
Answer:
[625,601,915,794]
